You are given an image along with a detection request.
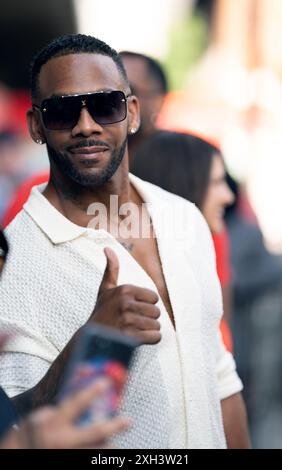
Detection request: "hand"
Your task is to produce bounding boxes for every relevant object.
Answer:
[91,247,161,345]
[1,380,130,449]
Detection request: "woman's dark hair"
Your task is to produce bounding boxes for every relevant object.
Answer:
[132,130,220,209]
[224,172,239,221]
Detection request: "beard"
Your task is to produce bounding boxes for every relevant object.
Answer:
[46,137,127,189]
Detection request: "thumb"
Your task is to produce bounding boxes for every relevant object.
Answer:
[99,247,119,293]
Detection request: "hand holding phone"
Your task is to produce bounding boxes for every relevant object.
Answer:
[58,324,138,425]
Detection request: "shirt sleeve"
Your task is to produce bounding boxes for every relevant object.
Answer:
[0,352,51,398]
[0,266,59,397]
[194,205,243,400]
[215,330,243,400]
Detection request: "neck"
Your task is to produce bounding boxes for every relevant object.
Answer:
[42,159,141,228]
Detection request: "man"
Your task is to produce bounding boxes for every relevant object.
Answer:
[2,52,167,225]
[0,229,130,448]
[120,51,167,164]
[0,34,250,448]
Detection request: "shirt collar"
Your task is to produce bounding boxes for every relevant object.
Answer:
[23,175,153,245]
[24,183,87,244]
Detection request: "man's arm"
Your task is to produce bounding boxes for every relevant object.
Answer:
[221,392,251,448]
[12,328,81,416]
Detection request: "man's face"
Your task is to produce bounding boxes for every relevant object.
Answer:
[29,53,138,188]
[121,56,165,135]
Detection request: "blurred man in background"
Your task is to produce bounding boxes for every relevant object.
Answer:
[120,51,168,164]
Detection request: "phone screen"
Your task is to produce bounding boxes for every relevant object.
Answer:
[59,324,138,425]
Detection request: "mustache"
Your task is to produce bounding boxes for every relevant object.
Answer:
[66,139,110,151]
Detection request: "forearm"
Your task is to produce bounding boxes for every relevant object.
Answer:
[12,328,81,416]
[221,392,251,448]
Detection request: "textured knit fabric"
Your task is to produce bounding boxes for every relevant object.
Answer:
[0,174,242,448]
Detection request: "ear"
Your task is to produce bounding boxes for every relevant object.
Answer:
[127,95,140,135]
[27,108,45,144]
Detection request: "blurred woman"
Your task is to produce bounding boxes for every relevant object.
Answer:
[132,131,234,350]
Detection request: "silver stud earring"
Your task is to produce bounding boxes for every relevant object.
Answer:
[36,139,43,145]
[130,128,137,134]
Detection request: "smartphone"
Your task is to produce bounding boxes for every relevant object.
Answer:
[58,324,138,425]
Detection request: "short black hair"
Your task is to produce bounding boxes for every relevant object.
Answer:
[30,34,129,103]
[119,51,168,94]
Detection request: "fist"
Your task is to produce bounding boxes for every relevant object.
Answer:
[90,247,161,345]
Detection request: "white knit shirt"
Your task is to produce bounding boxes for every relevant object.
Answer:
[0,174,242,449]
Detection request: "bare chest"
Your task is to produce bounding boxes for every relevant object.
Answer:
[118,234,175,327]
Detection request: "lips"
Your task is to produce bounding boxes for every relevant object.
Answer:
[70,146,109,155]
[69,146,110,162]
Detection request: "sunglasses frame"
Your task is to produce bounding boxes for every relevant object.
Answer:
[33,90,131,130]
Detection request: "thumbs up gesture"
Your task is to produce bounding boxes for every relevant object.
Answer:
[90,247,161,345]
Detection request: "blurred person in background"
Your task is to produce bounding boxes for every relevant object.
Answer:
[0,229,130,448]
[0,128,48,226]
[225,175,282,448]
[120,51,168,165]
[0,129,28,222]
[2,171,49,228]
[0,82,49,228]
[132,131,235,351]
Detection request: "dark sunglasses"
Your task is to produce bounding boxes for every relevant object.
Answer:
[33,90,130,130]
[0,229,9,262]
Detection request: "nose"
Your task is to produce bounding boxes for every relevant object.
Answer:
[71,106,103,137]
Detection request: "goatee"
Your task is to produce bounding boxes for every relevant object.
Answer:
[47,137,127,188]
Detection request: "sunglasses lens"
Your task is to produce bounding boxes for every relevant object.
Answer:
[88,91,127,125]
[40,91,127,130]
[42,96,81,130]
